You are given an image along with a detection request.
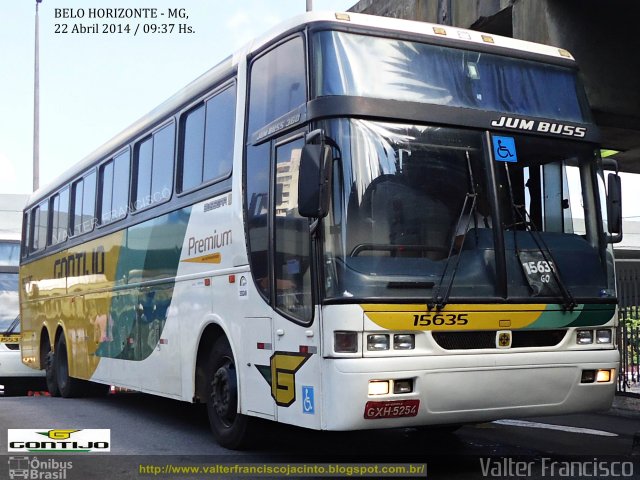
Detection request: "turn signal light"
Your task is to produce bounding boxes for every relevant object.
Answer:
[334,331,358,353]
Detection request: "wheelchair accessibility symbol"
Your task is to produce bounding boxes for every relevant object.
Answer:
[492,135,518,163]
[302,386,315,414]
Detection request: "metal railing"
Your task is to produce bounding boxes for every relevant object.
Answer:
[616,254,640,395]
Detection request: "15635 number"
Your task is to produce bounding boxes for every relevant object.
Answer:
[413,313,469,327]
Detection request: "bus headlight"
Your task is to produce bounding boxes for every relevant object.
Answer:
[367,334,390,351]
[393,334,415,350]
[596,329,612,344]
[576,330,593,344]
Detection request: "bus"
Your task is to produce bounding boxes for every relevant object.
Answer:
[20,12,621,448]
[1,194,46,395]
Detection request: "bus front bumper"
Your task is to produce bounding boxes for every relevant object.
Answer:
[320,349,619,431]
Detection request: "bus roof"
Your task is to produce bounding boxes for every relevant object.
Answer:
[27,11,576,209]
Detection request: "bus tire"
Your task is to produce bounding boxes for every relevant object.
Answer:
[55,334,85,398]
[45,350,60,397]
[206,337,254,449]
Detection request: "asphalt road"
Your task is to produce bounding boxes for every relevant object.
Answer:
[1,392,639,479]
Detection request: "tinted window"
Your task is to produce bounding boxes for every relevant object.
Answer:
[315,31,590,123]
[180,84,236,192]
[0,272,19,328]
[248,37,306,134]
[134,123,174,209]
[151,124,174,203]
[72,171,97,236]
[181,105,205,191]
[100,150,130,224]
[72,179,84,235]
[203,85,235,183]
[245,142,271,300]
[0,242,20,267]
[83,171,96,231]
[30,202,48,251]
[51,187,69,245]
[135,137,153,208]
[100,161,114,224]
[112,150,130,221]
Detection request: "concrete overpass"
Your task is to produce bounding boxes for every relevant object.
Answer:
[350,0,640,174]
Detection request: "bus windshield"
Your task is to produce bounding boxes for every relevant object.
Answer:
[314,30,590,123]
[0,272,19,332]
[321,119,612,303]
[0,242,20,268]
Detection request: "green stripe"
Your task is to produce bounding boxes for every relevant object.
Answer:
[96,207,191,361]
[525,303,615,329]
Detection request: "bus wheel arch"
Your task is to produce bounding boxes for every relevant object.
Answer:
[194,322,229,403]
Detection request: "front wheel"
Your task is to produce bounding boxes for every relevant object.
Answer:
[206,337,255,449]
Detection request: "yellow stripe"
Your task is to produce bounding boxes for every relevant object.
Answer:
[181,252,221,264]
[362,303,546,331]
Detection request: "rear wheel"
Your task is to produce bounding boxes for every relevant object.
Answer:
[45,349,60,397]
[206,337,255,449]
[55,334,86,398]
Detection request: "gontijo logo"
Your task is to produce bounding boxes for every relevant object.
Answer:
[8,429,110,452]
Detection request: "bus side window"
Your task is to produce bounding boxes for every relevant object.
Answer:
[71,171,97,236]
[179,83,235,193]
[50,187,70,245]
[30,202,48,252]
[247,35,306,136]
[99,150,130,224]
[134,123,175,210]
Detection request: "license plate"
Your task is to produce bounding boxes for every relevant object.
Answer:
[364,399,420,419]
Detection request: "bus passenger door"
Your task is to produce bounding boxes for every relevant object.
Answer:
[271,137,321,429]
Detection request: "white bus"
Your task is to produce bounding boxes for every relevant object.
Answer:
[20,12,620,448]
[1,194,46,395]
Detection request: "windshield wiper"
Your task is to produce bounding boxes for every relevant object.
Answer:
[503,163,576,311]
[429,151,477,310]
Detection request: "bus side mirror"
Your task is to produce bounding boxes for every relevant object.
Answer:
[298,131,332,218]
[606,172,623,243]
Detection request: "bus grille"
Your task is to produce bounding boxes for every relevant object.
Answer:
[432,330,567,350]
[5,343,20,351]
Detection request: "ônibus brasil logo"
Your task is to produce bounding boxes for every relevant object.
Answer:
[8,429,110,452]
